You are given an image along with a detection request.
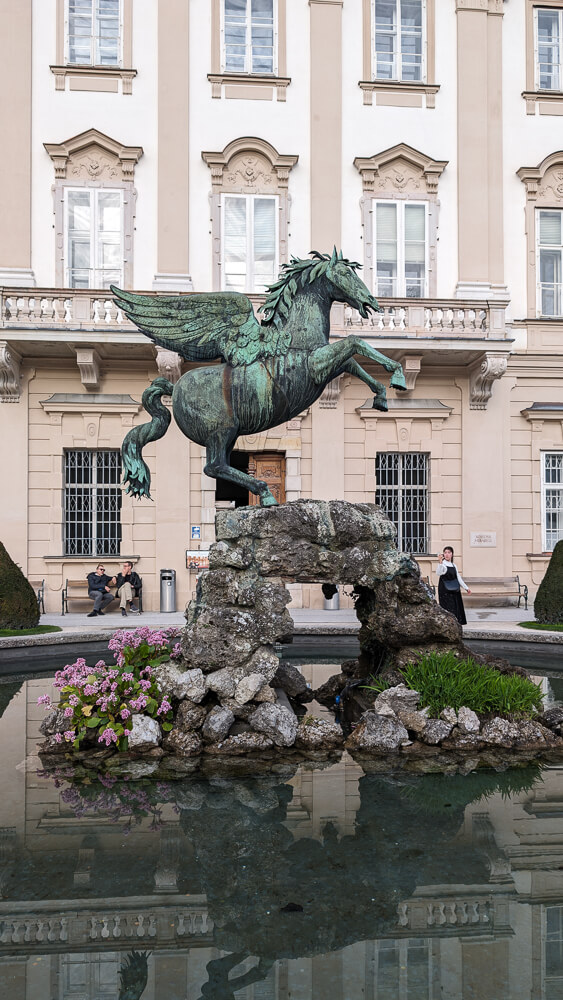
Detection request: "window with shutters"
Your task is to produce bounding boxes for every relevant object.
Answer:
[222,0,277,75]
[372,0,425,82]
[537,209,563,315]
[64,188,124,289]
[221,194,278,293]
[542,452,563,551]
[64,450,122,556]
[374,201,428,297]
[66,0,122,66]
[376,452,429,554]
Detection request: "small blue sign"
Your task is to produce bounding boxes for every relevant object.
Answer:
[191,525,201,540]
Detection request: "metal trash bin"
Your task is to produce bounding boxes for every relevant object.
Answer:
[160,569,176,613]
[323,586,340,611]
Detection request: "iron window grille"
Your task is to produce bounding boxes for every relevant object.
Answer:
[376,452,429,554]
[64,450,122,557]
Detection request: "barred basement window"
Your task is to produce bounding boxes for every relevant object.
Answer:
[375,452,429,554]
[64,450,122,557]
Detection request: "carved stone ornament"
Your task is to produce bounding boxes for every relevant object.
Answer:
[469,353,509,410]
[318,375,342,408]
[354,144,447,196]
[517,153,563,205]
[0,341,23,402]
[44,129,143,181]
[202,137,298,193]
[156,347,182,384]
[74,348,101,391]
[398,355,423,393]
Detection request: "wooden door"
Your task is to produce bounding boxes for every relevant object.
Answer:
[248,453,286,505]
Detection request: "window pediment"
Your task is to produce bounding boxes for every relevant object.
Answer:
[44,129,143,181]
[518,151,563,204]
[202,138,298,194]
[354,143,447,195]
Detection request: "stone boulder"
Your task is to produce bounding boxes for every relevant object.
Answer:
[373,684,420,715]
[39,708,67,737]
[295,717,344,750]
[153,663,207,703]
[163,729,203,756]
[421,719,454,745]
[128,714,161,750]
[396,708,429,735]
[175,700,208,731]
[234,673,267,705]
[345,713,409,753]
[203,732,275,755]
[458,706,480,733]
[271,661,309,701]
[248,703,298,747]
[481,717,520,748]
[202,706,235,744]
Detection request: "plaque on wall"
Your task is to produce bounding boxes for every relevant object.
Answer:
[470,532,497,547]
[186,550,210,571]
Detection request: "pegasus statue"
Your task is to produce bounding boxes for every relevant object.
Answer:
[112,249,407,507]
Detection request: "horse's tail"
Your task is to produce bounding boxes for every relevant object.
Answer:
[122,377,174,499]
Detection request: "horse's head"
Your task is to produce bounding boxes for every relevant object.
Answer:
[324,248,381,319]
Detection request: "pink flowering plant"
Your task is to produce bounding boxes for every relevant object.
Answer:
[38,627,181,751]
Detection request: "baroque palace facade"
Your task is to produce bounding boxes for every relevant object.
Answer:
[1,0,563,612]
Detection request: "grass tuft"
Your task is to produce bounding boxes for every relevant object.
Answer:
[518,621,563,633]
[365,650,544,719]
[0,625,62,637]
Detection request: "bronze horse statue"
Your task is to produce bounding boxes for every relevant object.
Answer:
[112,249,407,506]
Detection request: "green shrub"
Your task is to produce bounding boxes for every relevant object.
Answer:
[365,650,543,718]
[0,541,39,629]
[535,540,563,624]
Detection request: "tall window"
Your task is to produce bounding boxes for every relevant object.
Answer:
[64,450,122,557]
[67,0,121,66]
[543,452,563,551]
[65,189,124,289]
[537,209,563,316]
[223,0,276,74]
[546,906,563,997]
[376,453,429,554]
[536,7,563,90]
[374,201,427,297]
[222,194,278,293]
[373,0,425,82]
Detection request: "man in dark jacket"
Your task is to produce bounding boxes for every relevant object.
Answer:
[115,561,141,616]
[86,564,116,617]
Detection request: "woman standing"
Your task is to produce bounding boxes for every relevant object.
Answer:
[436,546,471,625]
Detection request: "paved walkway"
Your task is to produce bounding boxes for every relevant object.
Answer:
[2,602,561,652]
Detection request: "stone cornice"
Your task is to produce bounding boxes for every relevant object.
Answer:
[202,138,298,191]
[354,143,448,195]
[44,129,143,180]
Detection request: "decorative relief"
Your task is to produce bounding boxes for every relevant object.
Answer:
[202,138,298,193]
[354,144,447,197]
[517,155,563,204]
[44,129,143,182]
[156,347,182,384]
[318,376,342,409]
[469,353,509,410]
[0,341,23,402]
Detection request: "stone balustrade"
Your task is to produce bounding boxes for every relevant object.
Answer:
[0,900,212,952]
[0,287,507,341]
[397,895,512,934]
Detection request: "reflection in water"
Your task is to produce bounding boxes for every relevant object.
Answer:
[1,674,563,997]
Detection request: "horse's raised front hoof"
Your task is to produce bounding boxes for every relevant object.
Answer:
[260,491,279,507]
[372,395,388,412]
[390,369,408,391]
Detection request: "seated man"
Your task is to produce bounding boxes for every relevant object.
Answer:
[115,561,141,616]
[86,564,116,617]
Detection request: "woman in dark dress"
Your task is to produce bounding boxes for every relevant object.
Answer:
[436,546,471,625]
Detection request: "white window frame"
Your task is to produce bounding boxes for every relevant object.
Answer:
[65,0,123,67]
[371,0,426,83]
[64,449,122,558]
[536,207,563,317]
[63,187,124,290]
[221,0,278,75]
[220,193,279,294]
[373,199,429,298]
[542,451,563,552]
[535,6,563,91]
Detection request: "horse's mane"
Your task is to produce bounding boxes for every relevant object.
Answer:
[259,249,361,330]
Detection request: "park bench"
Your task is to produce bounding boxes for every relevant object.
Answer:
[62,576,143,615]
[464,576,528,610]
[29,579,45,615]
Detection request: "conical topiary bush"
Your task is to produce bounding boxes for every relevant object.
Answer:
[0,541,40,629]
[535,539,563,624]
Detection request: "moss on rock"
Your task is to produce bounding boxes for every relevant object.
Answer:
[0,541,39,629]
[535,539,563,625]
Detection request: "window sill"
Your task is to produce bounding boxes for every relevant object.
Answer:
[50,65,137,95]
[359,80,439,108]
[208,72,290,102]
[43,555,140,563]
[522,89,563,115]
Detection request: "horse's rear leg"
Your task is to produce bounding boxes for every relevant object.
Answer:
[204,437,278,507]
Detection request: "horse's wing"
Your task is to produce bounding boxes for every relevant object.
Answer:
[111,287,288,366]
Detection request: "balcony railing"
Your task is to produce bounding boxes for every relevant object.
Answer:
[1,287,508,340]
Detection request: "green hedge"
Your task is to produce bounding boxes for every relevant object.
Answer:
[0,541,39,630]
[535,540,563,625]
